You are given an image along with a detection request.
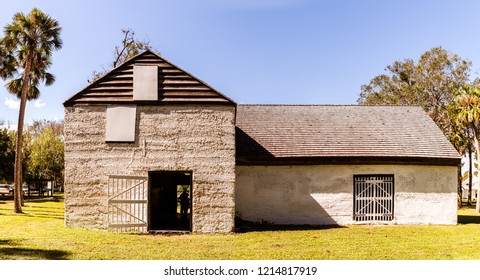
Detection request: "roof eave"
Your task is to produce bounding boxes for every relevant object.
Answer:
[64,100,236,107]
[236,156,461,167]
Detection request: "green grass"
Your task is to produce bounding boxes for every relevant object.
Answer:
[1,196,480,260]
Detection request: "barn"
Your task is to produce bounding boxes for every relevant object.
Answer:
[64,51,236,233]
[235,105,460,225]
[63,50,460,233]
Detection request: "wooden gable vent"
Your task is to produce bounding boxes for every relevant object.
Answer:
[64,50,235,106]
[133,65,158,101]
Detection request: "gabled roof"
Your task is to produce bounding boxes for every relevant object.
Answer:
[64,50,235,106]
[236,105,461,166]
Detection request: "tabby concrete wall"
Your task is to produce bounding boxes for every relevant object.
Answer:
[236,165,457,225]
[64,105,236,233]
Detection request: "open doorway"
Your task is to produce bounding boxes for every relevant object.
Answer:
[148,171,192,231]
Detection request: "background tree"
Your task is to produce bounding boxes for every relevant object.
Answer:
[444,107,470,208]
[0,8,62,213]
[27,119,63,138]
[451,84,480,213]
[88,28,153,83]
[25,120,64,189]
[358,47,471,134]
[0,122,15,183]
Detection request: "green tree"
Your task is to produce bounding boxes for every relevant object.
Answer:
[89,28,152,83]
[452,84,480,213]
[0,40,16,79]
[358,47,471,133]
[0,122,15,183]
[0,8,62,213]
[444,104,471,208]
[26,121,64,190]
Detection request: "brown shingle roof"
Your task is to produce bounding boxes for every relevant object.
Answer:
[64,50,235,106]
[236,105,460,165]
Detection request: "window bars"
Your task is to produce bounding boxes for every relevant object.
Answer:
[353,175,394,222]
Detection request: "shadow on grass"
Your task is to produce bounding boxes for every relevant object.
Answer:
[458,215,480,224]
[25,196,64,203]
[0,239,21,246]
[21,214,64,220]
[234,216,347,233]
[0,196,63,203]
[0,209,64,220]
[0,247,70,260]
[0,238,69,260]
[235,224,345,233]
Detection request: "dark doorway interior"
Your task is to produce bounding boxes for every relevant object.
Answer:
[149,171,192,231]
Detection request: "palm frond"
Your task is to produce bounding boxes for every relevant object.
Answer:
[1,8,62,101]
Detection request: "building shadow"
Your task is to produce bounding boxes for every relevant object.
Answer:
[0,238,70,260]
[235,217,345,233]
[0,247,70,260]
[458,215,480,224]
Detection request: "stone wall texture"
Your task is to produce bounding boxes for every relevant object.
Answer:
[64,105,236,233]
[236,165,458,225]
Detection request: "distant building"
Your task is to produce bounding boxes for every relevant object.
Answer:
[462,176,478,199]
[63,51,460,233]
[461,154,479,200]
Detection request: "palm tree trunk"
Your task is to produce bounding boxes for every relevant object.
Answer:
[471,124,480,213]
[458,163,463,209]
[13,97,26,213]
[468,147,473,206]
[13,57,31,213]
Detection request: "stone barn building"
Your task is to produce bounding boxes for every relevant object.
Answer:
[64,51,460,233]
[64,51,236,233]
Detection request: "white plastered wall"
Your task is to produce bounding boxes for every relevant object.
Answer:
[235,164,458,225]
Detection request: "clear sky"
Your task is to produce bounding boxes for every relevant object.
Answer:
[1,0,480,127]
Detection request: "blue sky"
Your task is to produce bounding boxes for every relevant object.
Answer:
[2,0,480,126]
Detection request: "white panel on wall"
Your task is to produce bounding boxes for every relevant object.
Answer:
[133,65,158,101]
[105,106,136,142]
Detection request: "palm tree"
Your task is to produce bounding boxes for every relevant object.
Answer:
[0,8,62,213]
[453,84,480,213]
[0,41,16,79]
[445,105,469,208]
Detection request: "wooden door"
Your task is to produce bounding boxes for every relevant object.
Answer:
[108,175,148,232]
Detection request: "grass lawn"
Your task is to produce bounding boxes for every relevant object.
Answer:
[1,196,480,260]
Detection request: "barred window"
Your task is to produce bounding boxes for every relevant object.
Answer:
[353,175,394,222]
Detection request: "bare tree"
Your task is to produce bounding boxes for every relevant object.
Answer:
[88,28,154,83]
